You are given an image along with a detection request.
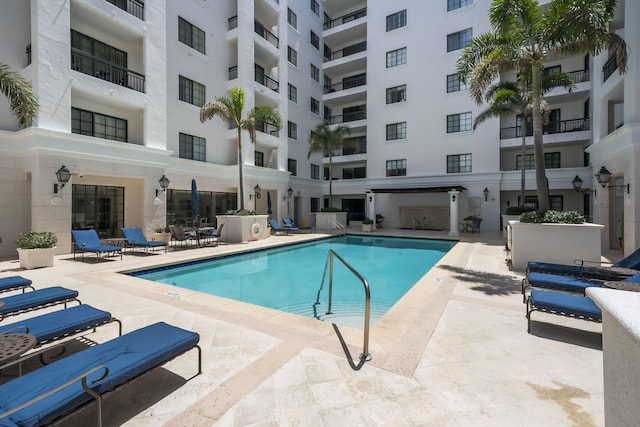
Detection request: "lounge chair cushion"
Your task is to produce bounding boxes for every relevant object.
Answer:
[0,322,199,426]
[0,276,33,293]
[71,230,122,253]
[0,287,79,317]
[121,228,166,248]
[0,305,111,344]
[529,289,602,320]
[526,272,605,294]
[527,247,640,278]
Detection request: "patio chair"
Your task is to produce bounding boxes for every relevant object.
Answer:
[526,289,602,333]
[283,218,311,233]
[0,322,201,427]
[198,223,224,246]
[522,271,640,302]
[526,247,640,280]
[0,304,121,352]
[71,230,123,260]
[121,227,167,253]
[0,287,80,322]
[0,276,34,294]
[169,225,195,248]
[269,219,298,235]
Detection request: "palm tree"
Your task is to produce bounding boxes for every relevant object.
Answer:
[457,0,627,213]
[474,74,573,204]
[0,62,38,128]
[307,123,351,208]
[200,88,282,210]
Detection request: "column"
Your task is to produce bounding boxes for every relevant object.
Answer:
[448,190,460,236]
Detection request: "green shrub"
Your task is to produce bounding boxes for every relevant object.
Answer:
[320,207,342,212]
[15,231,58,249]
[225,209,258,216]
[519,210,585,224]
[519,211,542,223]
[505,205,535,215]
[362,218,374,225]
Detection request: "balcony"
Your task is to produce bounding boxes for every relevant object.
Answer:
[323,8,366,30]
[569,69,590,84]
[500,118,590,139]
[255,20,279,48]
[71,48,145,93]
[255,72,279,93]
[105,0,144,20]
[603,56,618,82]
[324,74,366,94]
[326,109,366,125]
[324,41,366,62]
[228,15,238,30]
[257,122,280,137]
[324,137,366,156]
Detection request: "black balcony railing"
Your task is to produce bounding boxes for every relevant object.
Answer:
[71,48,145,93]
[324,41,366,62]
[499,118,590,139]
[105,0,144,20]
[325,110,367,125]
[257,122,280,137]
[254,20,279,48]
[228,15,238,30]
[324,74,366,94]
[323,8,367,30]
[255,73,279,92]
[324,138,367,156]
[229,66,238,80]
[569,69,590,84]
[603,56,618,82]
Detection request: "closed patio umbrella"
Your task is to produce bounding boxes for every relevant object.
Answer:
[191,179,200,218]
[267,191,272,217]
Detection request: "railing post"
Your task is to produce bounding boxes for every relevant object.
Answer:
[327,253,334,315]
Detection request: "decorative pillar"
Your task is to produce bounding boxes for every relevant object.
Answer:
[448,190,460,236]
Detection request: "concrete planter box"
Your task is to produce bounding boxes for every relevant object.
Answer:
[17,247,56,269]
[501,214,520,238]
[216,215,269,243]
[510,221,604,270]
[153,232,171,243]
[362,223,373,232]
[313,212,347,232]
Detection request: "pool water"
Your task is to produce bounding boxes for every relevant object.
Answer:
[130,236,455,327]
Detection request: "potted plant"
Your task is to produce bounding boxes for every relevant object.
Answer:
[154,227,171,243]
[15,231,58,269]
[362,218,374,232]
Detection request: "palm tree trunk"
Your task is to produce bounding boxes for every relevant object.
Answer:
[532,64,550,213]
[237,128,245,210]
[520,116,527,205]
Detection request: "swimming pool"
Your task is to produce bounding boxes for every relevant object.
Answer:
[130,236,456,327]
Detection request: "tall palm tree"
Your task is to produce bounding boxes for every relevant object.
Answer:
[457,0,627,213]
[307,123,351,208]
[0,62,38,128]
[200,87,281,210]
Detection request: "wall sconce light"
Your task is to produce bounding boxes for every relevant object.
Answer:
[53,165,71,193]
[571,175,596,196]
[451,194,456,202]
[368,195,372,202]
[483,187,489,202]
[287,187,293,198]
[250,184,262,200]
[595,166,630,193]
[155,174,170,196]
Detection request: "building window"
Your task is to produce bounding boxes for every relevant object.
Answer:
[255,151,264,167]
[446,112,472,133]
[343,167,367,179]
[545,152,561,169]
[288,121,297,140]
[311,164,320,180]
[178,17,205,54]
[288,158,297,176]
[310,30,320,49]
[447,28,472,52]
[310,97,320,115]
[386,47,407,68]
[310,64,320,82]
[516,154,535,170]
[386,10,407,32]
[549,195,563,211]
[179,75,205,107]
[72,107,127,142]
[179,132,206,161]
[386,122,407,140]
[386,159,407,176]
[288,84,297,103]
[288,46,297,66]
[287,8,297,29]
[386,84,407,104]
[311,0,320,16]
[517,152,562,170]
[446,73,467,93]
[311,197,320,212]
[447,153,472,173]
[447,0,473,12]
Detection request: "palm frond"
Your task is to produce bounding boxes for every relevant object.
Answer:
[200,98,232,124]
[0,63,39,128]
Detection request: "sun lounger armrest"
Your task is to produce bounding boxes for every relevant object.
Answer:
[573,259,606,266]
[0,326,29,335]
[0,365,109,420]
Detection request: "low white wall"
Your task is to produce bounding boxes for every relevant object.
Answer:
[588,288,640,426]
[313,212,347,232]
[216,215,269,243]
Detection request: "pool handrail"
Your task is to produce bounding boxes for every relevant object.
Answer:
[329,218,345,236]
[316,249,372,361]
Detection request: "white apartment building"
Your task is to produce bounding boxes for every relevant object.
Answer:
[0,0,636,258]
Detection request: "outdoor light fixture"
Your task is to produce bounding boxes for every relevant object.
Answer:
[287,187,293,198]
[53,165,71,193]
[571,175,596,196]
[156,174,170,196]
[251,184,262,200]
[595,166,630,193]
[483,187,489,202]
[368,195,372,202]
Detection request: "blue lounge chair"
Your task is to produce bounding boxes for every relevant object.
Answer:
[0,304,121,350]
[71,230,123,260]
[522,271,640,302]
[0,322,201,426]
[0,287,80,322]
[283,218,311,233]
[121,227,167,253]
[526,289,602,333]
[0,276,34,294]
[526,247,640,280]
[269,219,298,235]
